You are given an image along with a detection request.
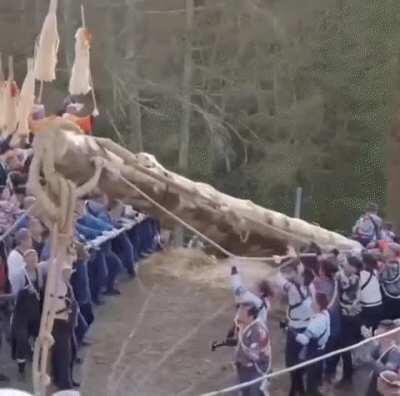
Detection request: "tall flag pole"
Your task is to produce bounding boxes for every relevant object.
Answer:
[69,4,99,116]
[35,0,59,103]
[15,58,36,142]
[3,56,19,137]
[0,54,6,132]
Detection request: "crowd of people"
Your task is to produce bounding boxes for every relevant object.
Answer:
[0,138,162,391]
[0,112,398,396]
[213,202,400,396]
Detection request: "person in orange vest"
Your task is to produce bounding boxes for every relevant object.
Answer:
[59,97,94,135]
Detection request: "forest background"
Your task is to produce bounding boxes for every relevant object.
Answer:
[1,0,399,233]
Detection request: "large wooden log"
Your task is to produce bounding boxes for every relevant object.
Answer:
[30,124,361,256]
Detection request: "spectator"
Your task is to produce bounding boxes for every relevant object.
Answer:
[334,255,363,387]
[360,252,384,331]
[380,245,400,320]
[29,217,45,257]
[7,228,32,294]
[11,250,43,376]
[70,244,94,346]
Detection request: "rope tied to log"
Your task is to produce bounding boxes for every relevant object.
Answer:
[28,129,106,396]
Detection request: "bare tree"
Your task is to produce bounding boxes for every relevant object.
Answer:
[124,0,144,152]
[178,0,194,172]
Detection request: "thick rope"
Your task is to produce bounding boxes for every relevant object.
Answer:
[33,223,59,395]
[200,326,400,396]
[30,134,108,395]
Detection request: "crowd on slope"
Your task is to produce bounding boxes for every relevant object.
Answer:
[0,136,162,391]
[214,203,400,396]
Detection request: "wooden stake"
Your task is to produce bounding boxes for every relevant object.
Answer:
[81,4,99,115]
[81,4,86,28]
[8,56,14,82]
[0,53,4,82]
[38,80,44,104]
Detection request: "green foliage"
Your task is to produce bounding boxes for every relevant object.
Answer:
[8,0,398,232]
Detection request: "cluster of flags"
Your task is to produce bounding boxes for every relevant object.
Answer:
[0,0,97,143]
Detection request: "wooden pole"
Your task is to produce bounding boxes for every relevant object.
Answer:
[81,3,99,115]
[294,187,303,219]
[8,56,14,82]
[81,4,86,28]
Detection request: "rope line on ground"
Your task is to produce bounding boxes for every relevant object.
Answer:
[199,326,400,396]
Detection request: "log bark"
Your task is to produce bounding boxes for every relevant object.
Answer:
[31,125,361,257]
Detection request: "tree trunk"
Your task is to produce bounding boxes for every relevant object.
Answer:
[30,124,361,258]
[62,0,74,71]
[387,113,400,231]
[178,0,194,172]
[34,0,42,31]
[176,0,195,245]
[125,0,143,152]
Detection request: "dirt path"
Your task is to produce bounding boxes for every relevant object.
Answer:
[81,270,236,396]
[1,249,370,396]
[81,250,370,396]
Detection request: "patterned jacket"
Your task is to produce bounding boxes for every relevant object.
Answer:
[235,319,271,374]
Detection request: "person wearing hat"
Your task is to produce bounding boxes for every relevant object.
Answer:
[234,302,271,396]
[276,257,315,396]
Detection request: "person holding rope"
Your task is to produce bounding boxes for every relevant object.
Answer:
[234,301,271,396]
[7,228,32,294]
[230,264,274,326]
[10,249,43,376]
[332,254,363,388]
[360,252,384,331]
[379,244,400,320]
[313,254,341,385]
[276,257,315,396]
[211,264,274,356]
[295,292,330,396]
